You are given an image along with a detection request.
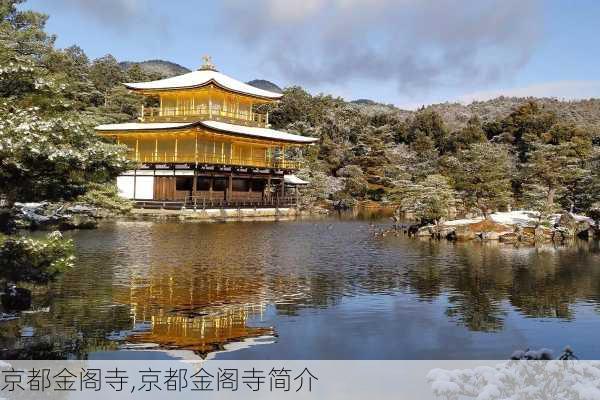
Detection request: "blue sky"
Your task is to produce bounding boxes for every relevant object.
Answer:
[25,0,600,109]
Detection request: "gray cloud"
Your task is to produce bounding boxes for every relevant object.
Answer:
[220,0,542,93]
[48,0,170,39]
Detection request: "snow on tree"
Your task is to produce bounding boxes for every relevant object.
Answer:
[427,360,600,400]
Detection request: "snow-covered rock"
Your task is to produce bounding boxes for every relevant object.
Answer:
[489,210,540,226]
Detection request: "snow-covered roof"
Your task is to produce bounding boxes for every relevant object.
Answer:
[95,121,318,144]
[284,175,309,185]
[124,69,283,100]
[95,122,193,131]
[200,120,318,144]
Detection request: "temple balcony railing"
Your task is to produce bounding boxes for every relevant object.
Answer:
[140,106,268,127]
[131,151,303,170]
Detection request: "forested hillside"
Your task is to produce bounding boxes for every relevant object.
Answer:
[267,88,600,219]
[1,0,599,223]
[120,59,190,78]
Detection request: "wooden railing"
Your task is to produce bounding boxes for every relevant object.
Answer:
[132,151,303,170]
[141,106,268,127]
[185,194,297,209]
[135,195,298,210]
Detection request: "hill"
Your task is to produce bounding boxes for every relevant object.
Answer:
[246,79,283,94]
[120,60,191,78]
[425,97,600,136]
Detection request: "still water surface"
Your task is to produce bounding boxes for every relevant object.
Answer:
[2,216,600,359]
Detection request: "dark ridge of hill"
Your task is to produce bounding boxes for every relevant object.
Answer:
[351,99,377,105]
[120,60,191,78]
[246,79,283,94]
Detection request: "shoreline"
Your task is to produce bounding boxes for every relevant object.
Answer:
[128,207,305,222]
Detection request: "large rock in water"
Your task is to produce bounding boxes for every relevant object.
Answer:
[454,224,477,241]
[466,219,513,240]
[416,225,434,237]
[499,232,519,243]
[557,212,591,238]
[13,202,98,230]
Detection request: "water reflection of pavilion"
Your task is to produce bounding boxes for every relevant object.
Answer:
[109,222,279,355]
[111,274,273,354]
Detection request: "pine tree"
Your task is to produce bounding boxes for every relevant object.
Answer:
[443,143,513,216]
[392,174,459,224]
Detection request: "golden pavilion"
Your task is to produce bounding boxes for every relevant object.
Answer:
[95,56,316,207]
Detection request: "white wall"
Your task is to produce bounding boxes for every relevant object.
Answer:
[135,176,154,200]
[116,175,155,200]
[116,176,135,199]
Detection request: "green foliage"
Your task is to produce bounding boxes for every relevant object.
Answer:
[0,231,75,284]
[442,143,513,215]
[521,143,589,213]
[75,183,133,214]
[444,116,486,153]
[490,101,557,162]
[0,106,133,202]
[392,174,459,223]
[406,108,450,151]
[0,0,158,205]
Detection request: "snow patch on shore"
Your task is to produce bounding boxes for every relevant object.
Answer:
[490,210,540,226]
[442,210,594,228]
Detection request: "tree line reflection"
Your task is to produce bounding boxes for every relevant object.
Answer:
[1,221,598,359]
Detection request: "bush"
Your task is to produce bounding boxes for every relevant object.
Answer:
[76,183,133,214]
[0,232,75,285]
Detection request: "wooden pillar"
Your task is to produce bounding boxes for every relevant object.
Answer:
[209,176,213,200]
[154,138,158,162]
[135,137,139,161]
[227,172,233,202]
[192,169,197,197]
[194,131,198,165]
[133,169,137,200]
[174,137,178,163]
[173,169,176,202]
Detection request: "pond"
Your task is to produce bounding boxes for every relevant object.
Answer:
[2,215,600,360]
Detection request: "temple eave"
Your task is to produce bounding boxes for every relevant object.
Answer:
[95,121,318,145]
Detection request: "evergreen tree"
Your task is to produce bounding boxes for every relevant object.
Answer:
[443,143,513,216]
[406,109,449,152]
[392,174,459,223]
[0,0,131,205]
[445,115,486,153]
[521,143,589,214]
[89,54,125,107]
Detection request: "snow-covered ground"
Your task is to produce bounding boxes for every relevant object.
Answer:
[489,210,541,226]
[442,217,484,226]
[441,210,594,228]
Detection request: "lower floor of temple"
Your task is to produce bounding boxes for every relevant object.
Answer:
[117,165,304,209]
